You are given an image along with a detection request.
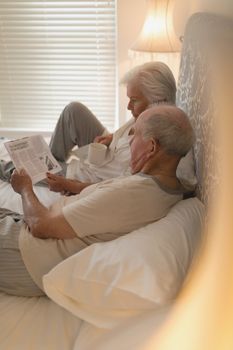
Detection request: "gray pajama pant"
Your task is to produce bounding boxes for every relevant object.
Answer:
[49,101,106,162]
[0,208,44,296]
[0,101,106,180]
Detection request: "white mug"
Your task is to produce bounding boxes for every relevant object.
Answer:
[88,143,107,165]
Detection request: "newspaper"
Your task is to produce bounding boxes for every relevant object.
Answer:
[4,135,62,184]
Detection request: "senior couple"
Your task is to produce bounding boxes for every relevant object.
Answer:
[0,62,195,297]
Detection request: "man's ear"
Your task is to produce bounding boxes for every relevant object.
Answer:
[146,138,158,159]
[150,138,159,154]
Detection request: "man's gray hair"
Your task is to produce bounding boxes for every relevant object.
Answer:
[121,62,176,105]
[141,106,195,157]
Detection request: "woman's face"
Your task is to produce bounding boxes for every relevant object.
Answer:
[126,82,150,119]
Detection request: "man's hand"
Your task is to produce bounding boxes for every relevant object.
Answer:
[10,169,33,194]
[46,172,67,193]
[94,133,113,146]
[46,172,91,195]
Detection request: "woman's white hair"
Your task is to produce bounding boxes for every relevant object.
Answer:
[121,62,176,105]
[141,105,195,157]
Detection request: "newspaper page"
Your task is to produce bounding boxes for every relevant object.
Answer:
[4,135,62,184]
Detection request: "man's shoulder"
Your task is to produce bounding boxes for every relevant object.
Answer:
[102,174,155,189]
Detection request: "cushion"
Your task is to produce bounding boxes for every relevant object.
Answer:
[43,197,205,329]
[176,150,197,190]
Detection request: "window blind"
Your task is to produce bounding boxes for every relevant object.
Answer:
[0,0,117,132]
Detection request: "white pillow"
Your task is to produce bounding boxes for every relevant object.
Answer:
[43,197,204,329]
[176,149,197,189]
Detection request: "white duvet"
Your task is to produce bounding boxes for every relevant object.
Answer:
[0,292,83,350]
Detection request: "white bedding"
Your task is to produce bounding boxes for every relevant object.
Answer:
[0,292,82,350]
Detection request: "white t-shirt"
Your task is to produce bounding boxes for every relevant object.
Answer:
[19,173,184,290]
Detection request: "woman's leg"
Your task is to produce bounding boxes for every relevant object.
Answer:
[49,102,106,162]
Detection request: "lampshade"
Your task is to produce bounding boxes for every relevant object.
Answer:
[131,0,180,53]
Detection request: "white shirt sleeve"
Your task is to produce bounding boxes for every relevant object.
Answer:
[62,180,140,237]
[62,176,182,238]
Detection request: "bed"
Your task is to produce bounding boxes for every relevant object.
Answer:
[0,11,228,350]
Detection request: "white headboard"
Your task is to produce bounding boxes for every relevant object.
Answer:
[176,12,233,205]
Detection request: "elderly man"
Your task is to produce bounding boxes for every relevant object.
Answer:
[0,105,194,297]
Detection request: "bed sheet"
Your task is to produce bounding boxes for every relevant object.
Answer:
[0,292,83,350]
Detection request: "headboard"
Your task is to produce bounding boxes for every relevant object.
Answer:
[177,12,233,206]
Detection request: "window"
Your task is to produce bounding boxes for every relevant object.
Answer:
[0,0,117,132]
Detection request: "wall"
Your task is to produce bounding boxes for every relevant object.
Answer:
[173,0,233,38]
[117,0,147,126]
[117,0,233,125]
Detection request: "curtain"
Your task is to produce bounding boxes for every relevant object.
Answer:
[0,0,116,132]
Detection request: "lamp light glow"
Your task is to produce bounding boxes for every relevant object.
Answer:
[131,0,180,53]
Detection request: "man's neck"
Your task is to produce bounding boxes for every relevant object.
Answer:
[141,157,179,177]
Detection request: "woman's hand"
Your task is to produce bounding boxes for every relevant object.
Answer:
[94,133,113,146]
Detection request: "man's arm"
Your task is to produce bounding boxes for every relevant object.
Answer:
[46,172,91,195]
[10,169,77,239]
